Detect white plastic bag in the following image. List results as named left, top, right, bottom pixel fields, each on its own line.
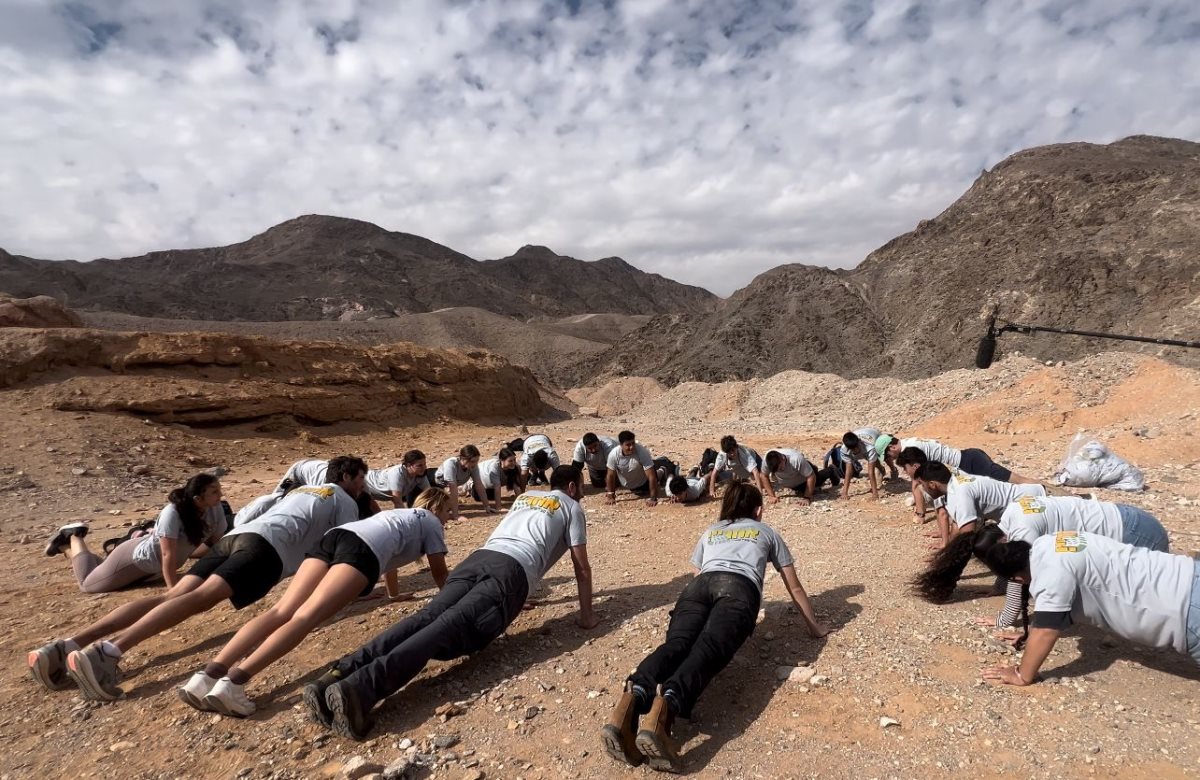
left=1054, top=432, right=1145, bottom=491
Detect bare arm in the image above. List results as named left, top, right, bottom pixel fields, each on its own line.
left=569, top=544, right=599, bottom=628
left=383, top=569, right=408, bottom=600
left=645, top=468, right=659, bottom=506
left=389, top=490, right=406, bottom=509
left=839, top=458, right=852, bottom=499
left=868, top=460, right=879, bottom=499
left=707, top=466, right=719, bottom=498
left=936, top=507, right=952, bottom=547
left=780, top=565, right=828, bottom=637
left=983, top=627, right=1060, bottom=686
left=801, top=472, right=816, bottom=504
left=158, top=537, right=181, bottom=589
left=605, top=468, right=618, bottom=505
left=911, top=483, right=926, bottom=518
left=760, top=471, right=779, bottom=503
left=426, top=553, right=449, bottom=589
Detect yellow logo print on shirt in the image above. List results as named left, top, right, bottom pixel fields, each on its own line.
left=707, top=528, right=761, bottom=544
left=1017, top=496, right=1046, bottom=514
left=514, top=495, right=561, bottom=514
left=1054, top=531, right=1087, bottom=553
left=293, top=486, right=335, bottom=500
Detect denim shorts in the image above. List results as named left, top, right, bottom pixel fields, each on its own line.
left=1117, top=504, right=1170, bottom=552
left=1186, top=560, right=1200, bottom=665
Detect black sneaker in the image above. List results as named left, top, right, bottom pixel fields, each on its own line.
left=325, top=680, right=374, bottom=741
left=302, top=670, right=341, bottom=727
left=44, top=523, right=88, bottom=557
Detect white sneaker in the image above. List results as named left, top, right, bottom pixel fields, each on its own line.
left=177, top=671, right=219, bottom=711
left=204, top=677, right=257, bottom=718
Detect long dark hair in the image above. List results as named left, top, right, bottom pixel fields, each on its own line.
left=168, top=473, right=219, bottom=546
left=911, top=523, right=1005, bottom=602
left=719, top=481, right=763, bottom=522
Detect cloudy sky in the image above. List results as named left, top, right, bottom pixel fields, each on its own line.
left=2, top=1, right=1198, bottom=295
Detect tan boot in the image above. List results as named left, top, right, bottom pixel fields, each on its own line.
left=600, top=685, right=645, bottom=767
left=635, top=690, right=681, bottom=773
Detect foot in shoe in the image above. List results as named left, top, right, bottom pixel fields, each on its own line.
left=66, top=643, right=124, bottom=701
left=204, top=677, right=256, bottom=718
left=303, top=673, right=339, bottom=727
left=177, top=671, right=219, bottom=711
left=325, top=681, right=374, bottom=741
left=27, top=640, right=74, bottom=691
left=44, top=523, right=87, bottom=557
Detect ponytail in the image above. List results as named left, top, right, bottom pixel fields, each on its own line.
left=718, top=481, right=763, bottom=522
left=168, top=473, right=219, bottom=546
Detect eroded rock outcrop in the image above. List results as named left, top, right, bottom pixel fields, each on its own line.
left=0, top=328, right=547, bottom=424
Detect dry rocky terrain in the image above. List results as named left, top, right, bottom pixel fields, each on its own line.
left=1, top=334, right=1198, bottom=780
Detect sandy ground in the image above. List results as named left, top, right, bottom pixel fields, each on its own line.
left=1, top=353, right=1199, bottom=780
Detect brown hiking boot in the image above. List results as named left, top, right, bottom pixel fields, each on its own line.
left=635, top=689, right=681, bottom=773
left=600, top=684, right=644, bottom=767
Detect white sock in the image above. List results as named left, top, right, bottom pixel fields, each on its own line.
left=99, top=640, right=122, bottom=659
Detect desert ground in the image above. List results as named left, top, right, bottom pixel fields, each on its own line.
left=1, top=351, right=1199, bottom=780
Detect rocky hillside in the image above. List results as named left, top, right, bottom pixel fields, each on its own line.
left=0, top=215, right=716, bottom=321
left=0, top=328, right=548, bottom=424
left=583, top=135, right=1200, bottom=384
left=571, top=264, right=887, bottom=384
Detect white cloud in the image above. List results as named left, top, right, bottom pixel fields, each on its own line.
left=0, top=0, right=1198, bottom=295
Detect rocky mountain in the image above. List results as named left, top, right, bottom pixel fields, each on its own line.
left=582, top=135, right=1200, bottom=384
left=571, top=264, right=887, bottom=385
left=0, top=215, right=716, bottom=321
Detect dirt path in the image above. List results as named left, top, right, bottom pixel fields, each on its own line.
left=1, top=356, right=1198, bottom=780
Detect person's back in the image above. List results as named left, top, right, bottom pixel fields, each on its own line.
left=691, top=519, right=791, bottom=592
left=1029, top=531, right=1193, bottom=652
left=944, top=472, right=1045, bottom=525
left=762, top=449, right=812, bottom=487
left=900, top=439, right=961, bottom=469
left=225, top=484, right=359, bottom=576
left=483, top=489, right=587, bottom=591
left=287, top=459, right=331, bottom=487
left=998, top=496, right=1123, bottom=543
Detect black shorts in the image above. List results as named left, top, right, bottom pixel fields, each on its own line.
left=186, top=533, right=284, bottom=610
left=306, top=529, right=380, bottom=597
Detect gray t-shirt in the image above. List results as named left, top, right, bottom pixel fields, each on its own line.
left=838, top=427, right=881, bottom=465
left=282, top=459, right=330, bottom=489
left=572, top=436, right=619, bottom=472
left=436, top=456, right=483, bottom=488
left=519, top=434, right=560, bottom=471
left=666, top=476, right=706, bottom=502
left=606, top=442, right=654, bottom=489
left=132, top=502, right=228, bottom=574
left=998, top=496, right=1124, bottom=544
left=713, top=446, right=762, bottom=480
left=1029, top=532, right=1195, bottom=653
left=944, top=472, right=1046, bottom=527
left=762, top=449, right=814, bottom=488
left=475, top=457, right=507, bottom=491
left=482, top=490, right=588, bottom=591
left=690, top=519, right=794, bottom=595
left=364, top=464, right=429, bottom=501
left=899, top=438, right=962, bottom=469
left=225, top=484, right=360, bottom=577
left=339, top=508, right=448, bottom=573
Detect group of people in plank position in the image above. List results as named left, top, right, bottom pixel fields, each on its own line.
left=26, top=427, right=1200, bottom=772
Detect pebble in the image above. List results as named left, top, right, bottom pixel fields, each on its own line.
left=342, top=756, right=384, bottom=779
left=109, top=741, right=135, bottom=752
left=879, top=717, right=901, bottom=729
left=432, top=734, right=459, bottom=750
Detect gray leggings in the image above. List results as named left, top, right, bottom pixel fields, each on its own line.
left=71, top=538, right=157, bottom=593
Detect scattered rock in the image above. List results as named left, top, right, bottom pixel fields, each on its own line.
left=383, top=757, right=416, bottom=780
left=342, top=756, right=384, bottom=779
left=879, top=717, right=901, bottom=729
left=109, top=741, right=136, bottom=752
left=432, top=734, right=459, bottom=750
left=132, top=464, right=151, bottom=475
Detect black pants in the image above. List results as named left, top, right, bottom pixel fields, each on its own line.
left=629, top=571, right=760, bottom=718
left=333, top=549, right=529, bottom=708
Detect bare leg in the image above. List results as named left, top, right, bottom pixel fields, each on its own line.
left=65, top=534, right=92, bottom=560
left=208, top=559, right=330, bottom=669
left=67, top=576, right=205, bottom=647
left=112, top=576, right=232, bottom=652
left=1006, top=472, right=1040, bottom=485
left=234, top=564, right=368, bottom=680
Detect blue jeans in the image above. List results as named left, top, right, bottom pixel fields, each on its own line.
left=1117, top=504, right=1170, bottom=552
left=1187, top=561, right=1200, bottom=665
